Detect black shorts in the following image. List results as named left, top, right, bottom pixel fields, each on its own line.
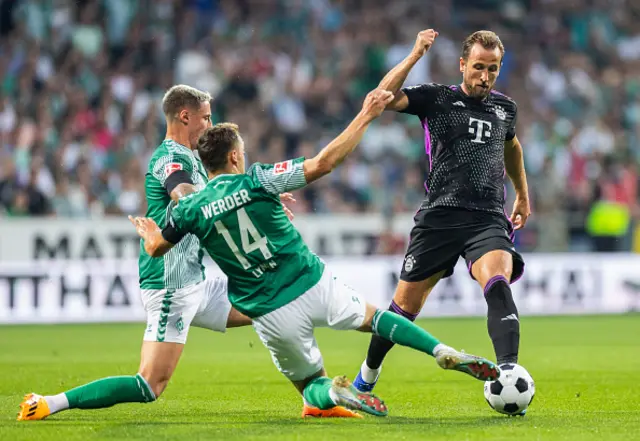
left=400, top=207, right=525, bottom=283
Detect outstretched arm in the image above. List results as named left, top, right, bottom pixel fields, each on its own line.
left=129, top=216, right=175, bottom=257
left=302, top=89, right=394, bottom=183
left=504, top=136, right=531, bottom=230
left=379, top=29, right=438, bottom=112
left=248, top=90, right=393, bottom=195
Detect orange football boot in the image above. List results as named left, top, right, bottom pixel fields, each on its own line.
left=302, top=404, right=363, bottom=418
left=17, top=393, right=51, bottom=421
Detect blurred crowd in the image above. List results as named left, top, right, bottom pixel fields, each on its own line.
left=1, top=0, right=639, bottom=252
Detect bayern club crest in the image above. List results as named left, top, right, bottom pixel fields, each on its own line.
left=494, top=106, right=506, bottom=121
left=404, top=254, right=416, bottom=273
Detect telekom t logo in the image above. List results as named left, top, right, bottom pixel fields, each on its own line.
left=469, top=118, right=492, bottom=143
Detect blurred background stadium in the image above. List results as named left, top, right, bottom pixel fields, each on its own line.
left=1, top=0, right=640, bottom=324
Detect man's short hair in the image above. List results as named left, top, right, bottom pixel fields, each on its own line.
left=162, top=85, right=212, bottom=119
left=461, top=30, right=505, bottom=62
left=197, top=123, right=241, bottom=172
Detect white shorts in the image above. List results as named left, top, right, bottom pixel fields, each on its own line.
left=141, top=277, right=232, bottom=344
left=252, top=268, right=367, bottom=381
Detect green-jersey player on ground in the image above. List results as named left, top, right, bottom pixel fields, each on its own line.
left=18, top=85, right=353, bottom=421
left=130, top=89, right=501, bottom=417
left=17, top=85, right=315, bottom=421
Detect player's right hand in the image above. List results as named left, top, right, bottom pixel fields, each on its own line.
left=128, top=215, right=160, bottom=238
left=361, top=89, right=395, bottom=120
left=412, top=29, right=438, bottom=57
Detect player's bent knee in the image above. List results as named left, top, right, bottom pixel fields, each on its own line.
left=473, top=251, right=513, bottom=286
left=357, top=303, right=378, bottom=332
left=484, top=268, right=512, bottom=287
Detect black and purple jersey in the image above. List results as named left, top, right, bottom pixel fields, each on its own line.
left=400, top=83, right=518, bottom=215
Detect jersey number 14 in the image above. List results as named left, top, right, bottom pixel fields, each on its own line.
left=214, top=208, right=272, bottom=270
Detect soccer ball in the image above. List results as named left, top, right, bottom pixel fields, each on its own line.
left=484, top=363, right=535, bottom=415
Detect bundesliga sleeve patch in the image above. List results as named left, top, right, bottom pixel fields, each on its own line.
left=273, top=160, right=293, bottom=175
left=164, top=163, right=183, bottom=176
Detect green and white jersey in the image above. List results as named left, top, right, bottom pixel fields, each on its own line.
left=167, top=158, right=324, bottom=318
left=139, top=139, right=208, bottom=290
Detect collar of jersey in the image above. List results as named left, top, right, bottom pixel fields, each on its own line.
left=455, top=84, right=492, bottom=103
left=207, top=173, right=236, bottom=185
left=164, top=139, right=191, bottom=152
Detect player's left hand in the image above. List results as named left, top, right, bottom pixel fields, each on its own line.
left=279, top=193, right=296, bottom=221
left=510, top=196, right=531, bottom=230
left=362, top=89, right=395, bottom=120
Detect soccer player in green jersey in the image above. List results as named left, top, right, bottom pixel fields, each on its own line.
left=17, top=85, right=308, bottom=421
left=129, top=89, right=501, bottom=417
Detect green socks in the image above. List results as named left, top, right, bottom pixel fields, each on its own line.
left=63, top=374, right=155, bottom=409
left=302, top=377, right=336, bottom=410
left=372, top=309, right=441, bottom=356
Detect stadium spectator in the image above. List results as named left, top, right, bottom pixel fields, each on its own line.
left=1, top=0, right=639, bottom=252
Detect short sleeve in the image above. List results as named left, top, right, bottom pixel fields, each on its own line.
left=399, top=83, right=441, bottom=118
left=161, top=201, right=188, bottom=244
left=247, top=157, right=307, bottom=195
left=505, top=102, right=518, bottom=141
left=152, top=151, right=195, bottom=187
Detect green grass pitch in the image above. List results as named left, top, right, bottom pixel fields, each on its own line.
left=1, top=315, right=638, bottom=440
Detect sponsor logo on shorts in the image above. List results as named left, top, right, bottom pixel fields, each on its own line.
left=274, top=160, right=292, bottom=175
left=404, top=254, right=416, bottom=273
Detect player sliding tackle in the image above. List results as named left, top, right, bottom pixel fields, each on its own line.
left=16, top=84, right=355, bottom=421
left=16, top=84, right=333, bottom=421
left=128, top=88, right=500, bottom=417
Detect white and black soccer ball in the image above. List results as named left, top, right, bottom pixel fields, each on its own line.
left=484, top=363, right=535, bottom=416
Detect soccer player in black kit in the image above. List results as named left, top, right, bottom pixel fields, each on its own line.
left=354, top=30, right=531, bottom=393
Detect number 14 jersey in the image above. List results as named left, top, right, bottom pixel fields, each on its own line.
left=165, top=158, right=324, bottom=318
